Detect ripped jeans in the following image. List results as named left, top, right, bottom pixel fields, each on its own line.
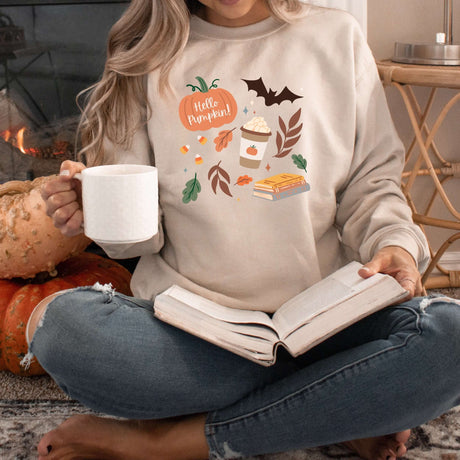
left=27, top=286, right=460, bottom=459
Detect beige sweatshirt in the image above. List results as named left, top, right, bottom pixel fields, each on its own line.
left=100, top=5, right=429, bottom=312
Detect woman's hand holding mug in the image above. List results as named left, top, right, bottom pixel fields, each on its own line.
left=42, top=160, right=159, bottom=244
left=41, top=160, right=86, bottom=238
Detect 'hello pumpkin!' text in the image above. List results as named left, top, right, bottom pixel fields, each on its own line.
left=186, top=98, right=233, bottom=129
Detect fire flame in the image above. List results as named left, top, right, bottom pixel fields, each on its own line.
left=3, top=130, right=11, bottom=143
left=17, top=127, right=26, bottom=154
left=9, top=126, right=40, bottom=156
left=0, top=126, right=61, bottom=157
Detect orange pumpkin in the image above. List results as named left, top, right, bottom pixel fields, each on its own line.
left=0, top=252, right=132, bottom=376
left=179, top=77, right=238, bottom=131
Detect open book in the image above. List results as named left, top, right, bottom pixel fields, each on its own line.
left=153, top=262, right=408, bottom=366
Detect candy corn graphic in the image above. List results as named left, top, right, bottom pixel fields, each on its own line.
left=195, top=154, right=203, bottom=165
left=180, top=145, right=190, bottom=154
left=197, top=135, right=207, bottom=145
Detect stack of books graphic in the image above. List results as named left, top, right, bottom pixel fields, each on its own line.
left=253, top=173, right=309, bottom=201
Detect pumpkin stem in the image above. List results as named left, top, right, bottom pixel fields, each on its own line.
left=186, top=76, right=219, bottom=93
left=0, top=180, right=33, bottom=196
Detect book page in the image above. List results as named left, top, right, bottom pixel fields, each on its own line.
left=160, top=296, right=278, bottom=340
left=161, top=285, right=275, bottom=328
left=272, top=261, right=386, bottom=337
left=281, top=276, right=407, bottom=356
left=154, top=303, right=277, bottom=362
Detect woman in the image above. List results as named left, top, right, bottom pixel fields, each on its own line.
left=29, top=1, right=460, bottom=459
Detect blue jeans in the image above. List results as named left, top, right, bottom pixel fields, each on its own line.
left=29, top=285, right=460, bottom=459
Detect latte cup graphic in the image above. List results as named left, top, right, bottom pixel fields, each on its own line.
left=239, top=117, right=271, bottom=169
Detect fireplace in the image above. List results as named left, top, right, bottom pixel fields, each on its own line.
left=0, top=0, right=129, bottom=183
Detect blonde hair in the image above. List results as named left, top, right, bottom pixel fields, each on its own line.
left=78, top=0, right=303, bottom=166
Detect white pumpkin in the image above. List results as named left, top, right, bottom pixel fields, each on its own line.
left=0, top=176, right=91, bottom=279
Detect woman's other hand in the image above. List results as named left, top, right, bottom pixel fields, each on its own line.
left=358, top=246, right=423, bottom=300
left=41, top=160, right=86, bottom=237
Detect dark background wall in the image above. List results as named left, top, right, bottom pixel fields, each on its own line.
left=0, top=1, right=129, bottom=124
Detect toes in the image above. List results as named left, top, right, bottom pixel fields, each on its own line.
left=383, top=430, right=410, bottom=459
left=344, top=432, right=410, bottom=460
left=37, top=434, right=53, bottom=456
left=396, top=443, right=407, bottom=456
left=394, top=429, right=411, bottom=444
left=381, top=449, right=396, bottom=460
left=37, top=446, right=54, bottom=460
left=36, top=417, right=79, bottom=458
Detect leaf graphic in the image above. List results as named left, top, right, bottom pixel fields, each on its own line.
left=279, top=117, right=287, bottom=135
left=219, top=167, right=231, bottom=184
left=211, top=174, right=219, bottom=194
left=219, top=181, right=232, bottom=198
left=292, top=154, right=307, bottom=173
left=280, top=148, right=293, bottom=158
left=182, top=173, right=201, bottom=204
left=284, top=135, right=301, bottom=149
left=208, top=161, right=233, bottom=197
left=213, top=128, right=236, bottom=152
left=289, top=123, right=303, bottom=137
left=274, top=108, right=303, bottom=158
left=276, top=131, right=283, bottom=151
left=208, top=165, right=219, bottom=179
left=235, top=175, right=253, bottom=186
left=289, top=108, right=302, bottom=128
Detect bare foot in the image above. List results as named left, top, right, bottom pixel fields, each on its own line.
left=343, top=430, right=411, bottom=460
left=37, top=414, right=209, bottom=460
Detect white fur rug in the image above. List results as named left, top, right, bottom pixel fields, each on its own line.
left=0, top=400, right=458, bottom=459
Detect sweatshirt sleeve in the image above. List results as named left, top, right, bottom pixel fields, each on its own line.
left=335, top=58, right=429, bottom=272
left=96, top=122, right=165, bottom=259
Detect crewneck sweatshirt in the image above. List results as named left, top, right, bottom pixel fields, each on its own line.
left=100, top=5, right=429, bottom=312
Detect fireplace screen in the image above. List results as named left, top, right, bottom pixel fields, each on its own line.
left=0, top=1, right=128, bottom=183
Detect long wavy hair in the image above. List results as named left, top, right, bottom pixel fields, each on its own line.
left=77, top=0, right=303, bottom=165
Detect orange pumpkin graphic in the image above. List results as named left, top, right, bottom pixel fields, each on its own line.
left=179, top=77, right=237, bottom=131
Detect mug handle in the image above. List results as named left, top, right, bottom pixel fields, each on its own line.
left=72, top=173, right=85, bottom=230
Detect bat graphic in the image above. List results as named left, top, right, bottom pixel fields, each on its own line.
left=242, top=77, right=303, bottom=106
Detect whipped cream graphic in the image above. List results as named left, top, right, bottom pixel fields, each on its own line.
left=243, top=116, right=271, bottom=134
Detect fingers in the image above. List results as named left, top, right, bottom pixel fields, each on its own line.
left=41, top=161, right=86, bottom=199
left=41, top=176, right=75, bottom=203
left=389, top=252, right=423, bottom=298
left=58, top=209, right=84, bottom=237
left=398, top=279, right=416, bottom=299
left=40, top=161, right=86, bottom=237
left=44, top=189, right=78, bottom=217
left=60, top=160, right=86, bottom=177
left=358, top=249, right=389, bottom=279
left=358, top=261, right=381, bottom=279
left=53, top=202, right=84, bottom=237
left=396, top=273, right=423, bottom=298
left=359, top=246, right=423, bottom=300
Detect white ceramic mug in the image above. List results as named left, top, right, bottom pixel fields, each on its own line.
left=75, top=164, right=158, bottom=244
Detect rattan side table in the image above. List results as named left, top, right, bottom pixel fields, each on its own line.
left=377, top=60, right=460, bottom=289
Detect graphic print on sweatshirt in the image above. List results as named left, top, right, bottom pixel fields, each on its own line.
left=178, top=76, right=310, bottom=204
